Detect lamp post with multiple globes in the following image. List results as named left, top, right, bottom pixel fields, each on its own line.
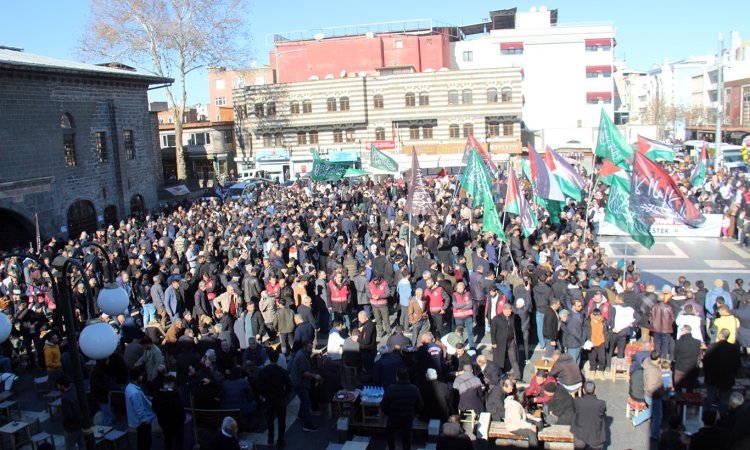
left=0, top=247, right=129, bottom=450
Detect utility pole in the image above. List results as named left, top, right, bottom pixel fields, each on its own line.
left=715, top=32, right=724, bottom=171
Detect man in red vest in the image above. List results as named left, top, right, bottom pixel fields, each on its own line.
left=452, top=282, right=473, bottom=347
left=425, top=278, right=450, bottom=339
left=328, top=271, right=351, bottom=328
left=369, top=275, right=391, bottom=339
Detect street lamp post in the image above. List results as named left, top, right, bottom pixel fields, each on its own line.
left=0, top=250, right=127, bottom=450
left=715, top=33, right=724, bottom=171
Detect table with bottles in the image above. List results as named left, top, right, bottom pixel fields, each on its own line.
left=360, top=385, right=385, bottom=424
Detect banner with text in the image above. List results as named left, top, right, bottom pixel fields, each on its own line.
left=598, top=214, right=722, bottom=238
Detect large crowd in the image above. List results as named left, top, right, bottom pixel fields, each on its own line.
left=0, top=155, right=749, bottom=450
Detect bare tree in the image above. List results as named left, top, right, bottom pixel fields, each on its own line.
left=80, top=0, right=250, bottom=181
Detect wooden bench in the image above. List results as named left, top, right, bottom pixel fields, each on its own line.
left=538, top=425, right=575, bottom=447
left=488, top=421, right=529, bottom=442
left=190, top=408, right=242, bottom=431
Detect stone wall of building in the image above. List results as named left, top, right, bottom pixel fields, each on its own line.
left=0, top=71, right=160, bottom=239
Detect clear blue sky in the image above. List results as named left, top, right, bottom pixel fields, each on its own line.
left=1, top=0, right=745, bottom=105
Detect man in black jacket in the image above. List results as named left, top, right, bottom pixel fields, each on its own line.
left=258, top=349, right=293, bottom=448
left=571, top=381, right=607, bottom=450
left=57, top=376, right=84, bottom=450
left=542, top=298, right=561, bottom=360
left=533, top=272, right=554, bottom=351
left=704, top=328, right=742, bottom=412
left=490, top=303, right=521, bottom=378
left=673, top=324, right=701, bottom=391
left=544, top=382, right=575, bottom=426
left=358, top=310, right=378, bottom=374
left=418, top=368, right=453, bottom=422
left=153, top=374, right=185, bottom=450
left=382, top=368, right=424, bottom=450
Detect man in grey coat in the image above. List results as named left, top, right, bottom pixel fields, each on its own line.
left=352, top=267, right=371, bottom=318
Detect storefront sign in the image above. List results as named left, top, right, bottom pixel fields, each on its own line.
left=328, top=151, right=359, bottom=163
left=367, top=140, right=396, bottom=150
left=255, top=149, right=290, bottom=162
left=597, top=214, right=722, bottom=238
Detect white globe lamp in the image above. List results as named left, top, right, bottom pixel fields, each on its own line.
left=98, top=283, right=130, bottom=316
left=0, top=313, right=11, bottom=343
left=79, top=321, right=119, bottom=360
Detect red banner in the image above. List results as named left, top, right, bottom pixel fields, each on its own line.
left=367, top=140, right=396, bottom=150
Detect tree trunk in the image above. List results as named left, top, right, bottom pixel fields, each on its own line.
left=174, top=113, right=188, bottom=180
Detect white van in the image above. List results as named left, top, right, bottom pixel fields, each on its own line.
left=709, top=143, right=748, bottom=173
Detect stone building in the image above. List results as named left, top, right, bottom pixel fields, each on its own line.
left=233, top=66, right=523, bottom=180
left=0, top=46, right=171, bottom=249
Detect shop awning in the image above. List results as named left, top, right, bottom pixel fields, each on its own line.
left=500, top=42, right=524, bottom=50
left=585, top=38, right=612, bottom=46
left=586, top=65, right=613, bottom=73
left=586, top=92, right=612, bottom=101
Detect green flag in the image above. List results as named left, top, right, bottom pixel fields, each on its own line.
left=481, top=196, right=507, bottom=242
left=312, top=148, right=321, bottom=160
left=604, top=176, right=654, bottom=249
left=370, top=145, right=399, bottom=172
left=311, top=159, right=347, bottom=182
left=460, top=149, right=494, bottom=207
left=595, top=109, right=634, bottom=169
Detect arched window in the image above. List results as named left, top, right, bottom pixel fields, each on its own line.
left=274, top=133, right=283, bottom=146
left=501, top=87, right=512, bottom=102
left=375, top=127, right=386, bottom=140
left=262, top=133, right=272, bottom=146
left=302, top=99, right=312, bottom=113
left=266, top=102, right=276, bottom=116
left=67, top=199, right=97, bottom=239
left=409, top=125, right=420, bottom=140
left=340, top=97, right=350, bottom=111
left=373, top=94, right=384, bottom=109
left=487, top=88, right=498, bottom=103
left=405, top=92, right=416, bottom=107
left=449, top=124, right=460, bottom=138
left=463, top=123, right=474, bottom=138
left=327, top=97, right=337, bottom=112
left=419, top=91, right=429, bottom=106
left=130, top=194, right=145, bottom=217
left=462, top=89, right=473, bottom=104
left=345, top=128, right=355, bottom=142
left=448, top=90, right=459, bottom=105
left=103, top=205, right=118, bottom=227
left=61, top=113, right=76, bottom=167
left=487, top=121, right=500, bottom=137
left=289, top=101, right=300, bottom=114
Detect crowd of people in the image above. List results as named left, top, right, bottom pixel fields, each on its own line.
left=0, top=154, right=748, bottom=450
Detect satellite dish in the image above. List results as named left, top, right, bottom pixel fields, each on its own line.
left=530, top=6, right=538, bottom=12
left=309, top=75, right=319, bottom=81
left=250, top=60, right=257, bottom=69
left=324, top=74, right=334, bottom=80
left=366, top=32, right=375, bottom=39
left=438, top=67, right=449, bottom=72
left=539, top=5, right=548, bottom=11
left=424, top=68, right=434, bottom=72
left=314, top=33, right=325, bottom=41
left=358, top=71, right=367, bottom=77
left=340, top=70, right=347, bottom=78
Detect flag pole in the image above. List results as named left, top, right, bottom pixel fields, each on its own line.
left=582, top=173, right=600, bottom=245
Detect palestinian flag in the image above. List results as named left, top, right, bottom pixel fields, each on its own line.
left=599, top=159, right=629, bottom=186
left=506, top=164, right=538, bottom=237
left=638, top=135, right=675, bottom=162
left=631, top=152, right=705, bottom=228
left=690, top=142, right=708, bottom=188
left=527, top=143, right=564, bottom=201
left=544, top=147, right=585, bottom=201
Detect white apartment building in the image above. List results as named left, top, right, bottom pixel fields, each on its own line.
left=451, top=7, right=616, bottom=152
left=233, top=67, right=523, bottom=180
left=613, top=67, right=650, bottom=125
